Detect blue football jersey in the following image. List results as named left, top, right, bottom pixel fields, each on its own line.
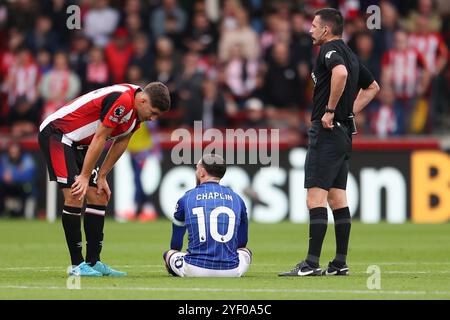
left=173, top=182, right=248, bottom=270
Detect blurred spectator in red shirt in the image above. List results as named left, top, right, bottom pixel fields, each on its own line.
left=85, top=46, right=110, bottom=92
left=339, top=0, right=360, bottom=20
left=3, top=48, right=40, bottom=136
left=406, top=12, right=449, bottom=131
left=382, top=30, right=430, bottom=100
left=39, top=51, right=81, bottom=120
left=0, top=29, right=24, bottom=80
left=370, top=86, right=399, bottom=137
left=2, top=47, right=39, bottom=109
left=0, top=28, right=23, bottom=124
left=104, top=28, right=134, bottom=83
left=381, top=29, right=431, bottom=133
left=407, top=14, right=448, bottom=76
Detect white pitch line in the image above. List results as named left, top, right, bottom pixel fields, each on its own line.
left=3, top=262, right=450, bottom=271
left=0, top=265, right=164, bottom=271
left=260, top=262, right=450, bottom=266
left=1, top=265, right=450, bottom=274
left=0, top=285, right=449, bottom=296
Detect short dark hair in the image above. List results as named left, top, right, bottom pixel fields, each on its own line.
left=200, top=154, right=226, bottom=179
left=315, top=8, right=344, bottom=36
left=144, top=82, right=171, bottom=112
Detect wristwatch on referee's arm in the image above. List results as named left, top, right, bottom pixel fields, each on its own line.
left=325, top=106, right=335, bottom=113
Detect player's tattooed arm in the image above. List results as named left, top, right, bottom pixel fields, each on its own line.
left=72, top=123, right=114, bottom=200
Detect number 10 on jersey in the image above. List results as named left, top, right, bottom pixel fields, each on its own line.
left=192, top=206, right=236, bottom=243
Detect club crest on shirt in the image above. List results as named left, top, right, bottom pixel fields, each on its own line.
left=114, top=105, right=125, bottom=117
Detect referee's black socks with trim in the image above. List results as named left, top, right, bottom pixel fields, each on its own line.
left=332, top=207, right=351, bottom=268
left=84, top=205, right=106, bottom=266
left=62, top=206, right=84, bottom=266
left=306, top=207, right=328, bottom=268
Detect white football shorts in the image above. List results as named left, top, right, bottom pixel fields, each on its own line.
left=166, top=248, right=252, bottom=277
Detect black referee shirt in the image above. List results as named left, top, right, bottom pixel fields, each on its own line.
left=310, top=39, right=375, bottom=121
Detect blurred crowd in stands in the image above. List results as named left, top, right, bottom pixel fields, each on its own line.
left=0, top=0, right=449, bottom=141
left=1, top=0, right=450, bottom=219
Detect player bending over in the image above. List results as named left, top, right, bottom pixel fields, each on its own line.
left=163, top=154, right=252, bottom=277
left=39, top=82, right=170, bottom=276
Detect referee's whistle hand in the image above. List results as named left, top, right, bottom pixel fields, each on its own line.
left=321, top=113, right=334, bottom=129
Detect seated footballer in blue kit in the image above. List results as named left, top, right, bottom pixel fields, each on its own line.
left=163, top=154, right=252, bottom=277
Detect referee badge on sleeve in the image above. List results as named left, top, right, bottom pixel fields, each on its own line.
left=325, top=50, right=336, bottom=59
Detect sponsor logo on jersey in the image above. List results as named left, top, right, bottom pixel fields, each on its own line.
left=119, top=109, right=133, bottom=124
left=109, top=115, right=119, bottom=123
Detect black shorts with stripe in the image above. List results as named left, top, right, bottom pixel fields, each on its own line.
left=38, top=124, right=99, bottom=188
left=304, top=120, right=352, bottom=191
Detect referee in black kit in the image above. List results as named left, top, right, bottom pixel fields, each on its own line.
left=280, top=8, right=379, bottom=277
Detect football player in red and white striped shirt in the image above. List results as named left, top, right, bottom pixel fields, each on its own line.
left=38, top=82, right=170, bottom=276
left=381, top=29, right=431, bottom=100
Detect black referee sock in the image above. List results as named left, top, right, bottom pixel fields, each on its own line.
left=62, top=206, right=84, bottom=266
left=332, top=207, right=352, bottom=267
left=84, top=205, right=106, bottom=266
left=306, top=207, right=328, bottom=268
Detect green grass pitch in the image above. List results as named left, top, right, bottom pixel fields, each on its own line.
left=0, top=219, right=449, bottom=300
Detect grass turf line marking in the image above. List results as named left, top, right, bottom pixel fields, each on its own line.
left=0, top=285, right=449, bottom=296
left=1, top=264, right=450, bottom=274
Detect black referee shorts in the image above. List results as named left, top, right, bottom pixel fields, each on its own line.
left=304, top=120, right=352, bottom=191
